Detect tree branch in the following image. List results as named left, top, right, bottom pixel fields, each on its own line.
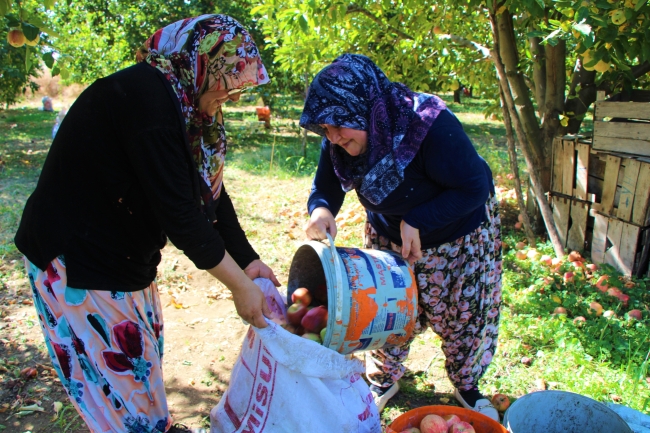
left=346, top=5, right=414, bottom=40
left=632, top=61, right=650, bottom=78
left=437, top=34, right=490, bottom=58
left=345, top=4, right=490, bottom=58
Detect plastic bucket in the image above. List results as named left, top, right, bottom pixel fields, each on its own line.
left=287, top=234, right=418, bottom=355
left=386, top=405, right=508, bottom=433
left=502, top=391, right=632, bottom=432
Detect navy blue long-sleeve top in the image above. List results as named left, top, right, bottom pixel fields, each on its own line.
left=308, top=109, right=495, bottom=249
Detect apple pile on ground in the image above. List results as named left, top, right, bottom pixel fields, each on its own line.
left=510, top=244, right=642, bottom=321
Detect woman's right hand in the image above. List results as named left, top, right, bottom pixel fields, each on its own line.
left=207, top=252, right=271, bottom=328
left=305, top=207, right=337, bottom=240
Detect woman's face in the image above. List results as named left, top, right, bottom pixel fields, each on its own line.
left=320, top=124, right=368, bottom=156
left=198, top=89, right=242, bottom=116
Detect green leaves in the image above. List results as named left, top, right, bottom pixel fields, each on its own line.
left=21, top=23, right=39, bottom=42
left=0, top=0, right=11, bottom=16
left=297, top=14, right=309, bottom=33
left=572, top=22, right=592, bottom=36
left=42, top=51, right=54, bottom=68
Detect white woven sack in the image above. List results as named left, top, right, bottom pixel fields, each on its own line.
left=210, top=280, right=381, bottom=433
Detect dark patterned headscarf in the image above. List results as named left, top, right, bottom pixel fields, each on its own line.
left=136, top=15, right=269, bottom=219
left=300, top=54, right=446, bottom=205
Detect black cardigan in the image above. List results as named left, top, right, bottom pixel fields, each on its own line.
left=15, top=63, right=259, bottom=291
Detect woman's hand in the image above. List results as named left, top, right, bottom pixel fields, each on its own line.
left=230, top=280, right=272, bottom=328
left=207, top=253, right=271, bottom=328
left=400, top=220, right=423, bottom=265
left=244, top=259, right=280, bottom=287
left=305, top=207, right=337, bottom=240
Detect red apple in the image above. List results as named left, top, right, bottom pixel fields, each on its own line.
left=492, top=393, right=510, bottom=412
left=540, top=254, right=553, bottom=266
left=606, top=287, right=630, bottom=306
left=568, top=251, right=583, bottom=263
left=627, top=309, right=642, bottom=321
left=301, top=305, right=328, bottom=333
left=515, top=250, right=527, bottom=260
left=449, top=422, right=476, bottom=433
left=589, top=301, right=603, bottom=316
left=603, top=310, right=616, bottom=319
left=7, top=28, right=26, bottom=48
left=514, top=222, right=522, bottom=229
left=527, top=249, right=540, bottom=260
left=291, top=287, right=312, bottom=307
left=550, top=257, right=563, bottom=272
left=521, top=356, right=532, bottom=365
left=419, top=414, right=447, bottom=433
left=515, top=241, right=526, bottom=250
left=563, top=271, right=574, bottom=284
left=572, top=261, right=584, bottom=271
left=399, top=429, right=421, bottom=433
left=585, top=263, right=598, bottom=273
left=442, top=414, right=461, bottom=428
left=286, top=303, right=308, bottom=326
left=595, top=275, right=609, bottom=292
left=573, top=316, right=586, bottom=325
left=553, top=306, right=567, bottom=315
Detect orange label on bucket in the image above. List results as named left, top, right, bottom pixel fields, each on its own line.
left=344, top=287, right=378, bottom=341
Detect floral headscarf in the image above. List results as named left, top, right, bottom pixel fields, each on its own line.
left=300, top=54, right=446, bottom=205
left=137, top=14, right=269, bottom=219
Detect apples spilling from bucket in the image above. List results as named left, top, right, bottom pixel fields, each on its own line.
left=281, top=287, right=330, bottom=345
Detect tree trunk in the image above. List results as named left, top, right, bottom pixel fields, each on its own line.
left=490, top=8, right=565, bottom=258
left=529, top=37, right=546, bottom=118
left=453, top=88, right=462, bottom=103
left=565, top=61, right=597, bottom=134
left=496, top=11, right=546, bottom=188
left=541, top=39, right=566, bottom=156
left=500, top=87, right=536, bottom=246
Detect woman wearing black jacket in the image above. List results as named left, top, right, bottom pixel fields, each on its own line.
left=15, top=15, right=275, bottom=433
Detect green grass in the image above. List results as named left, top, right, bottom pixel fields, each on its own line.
left=0, top=108, right=55, bottom=258
left=1, top=96, right=648, bottom=422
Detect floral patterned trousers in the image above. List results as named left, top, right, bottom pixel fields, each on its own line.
left=364, top=195, right=502, bottom=392
left=24, top=257, right=171, bottom=433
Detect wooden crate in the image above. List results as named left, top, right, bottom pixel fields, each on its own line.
left=592, top=95, right=650, bottom=157
left=550, top=137, right=591, bottom=253
left=550, top=135, right=650, bottom=277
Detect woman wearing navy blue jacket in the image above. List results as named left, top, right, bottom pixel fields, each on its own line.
left=300, top=54, right=502, bottom=421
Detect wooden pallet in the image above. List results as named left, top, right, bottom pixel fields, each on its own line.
left=550, top=135, right=650, bottom=277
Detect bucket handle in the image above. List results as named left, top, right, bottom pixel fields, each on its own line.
left=325, top=232, right=343, bottom=291
left=325, top=233, right=344, bottom=343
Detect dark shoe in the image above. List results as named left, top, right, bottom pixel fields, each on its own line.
left=167, top=423, right=206, bottom=433
left=370, top=382, right=400, bottom=412
left=454, top=387, right=500, bottom=422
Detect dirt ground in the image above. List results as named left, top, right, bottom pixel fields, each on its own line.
left=0, top=242, right=460, bottom=432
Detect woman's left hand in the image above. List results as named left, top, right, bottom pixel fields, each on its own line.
left=244, top=259, right=281, bottom=287
left=400, top=220, right=423, bottom=265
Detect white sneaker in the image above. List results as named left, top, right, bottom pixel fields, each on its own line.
left=370, top=382, right=400, bottom=412
left=454, top=387, right=500, bottom=422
